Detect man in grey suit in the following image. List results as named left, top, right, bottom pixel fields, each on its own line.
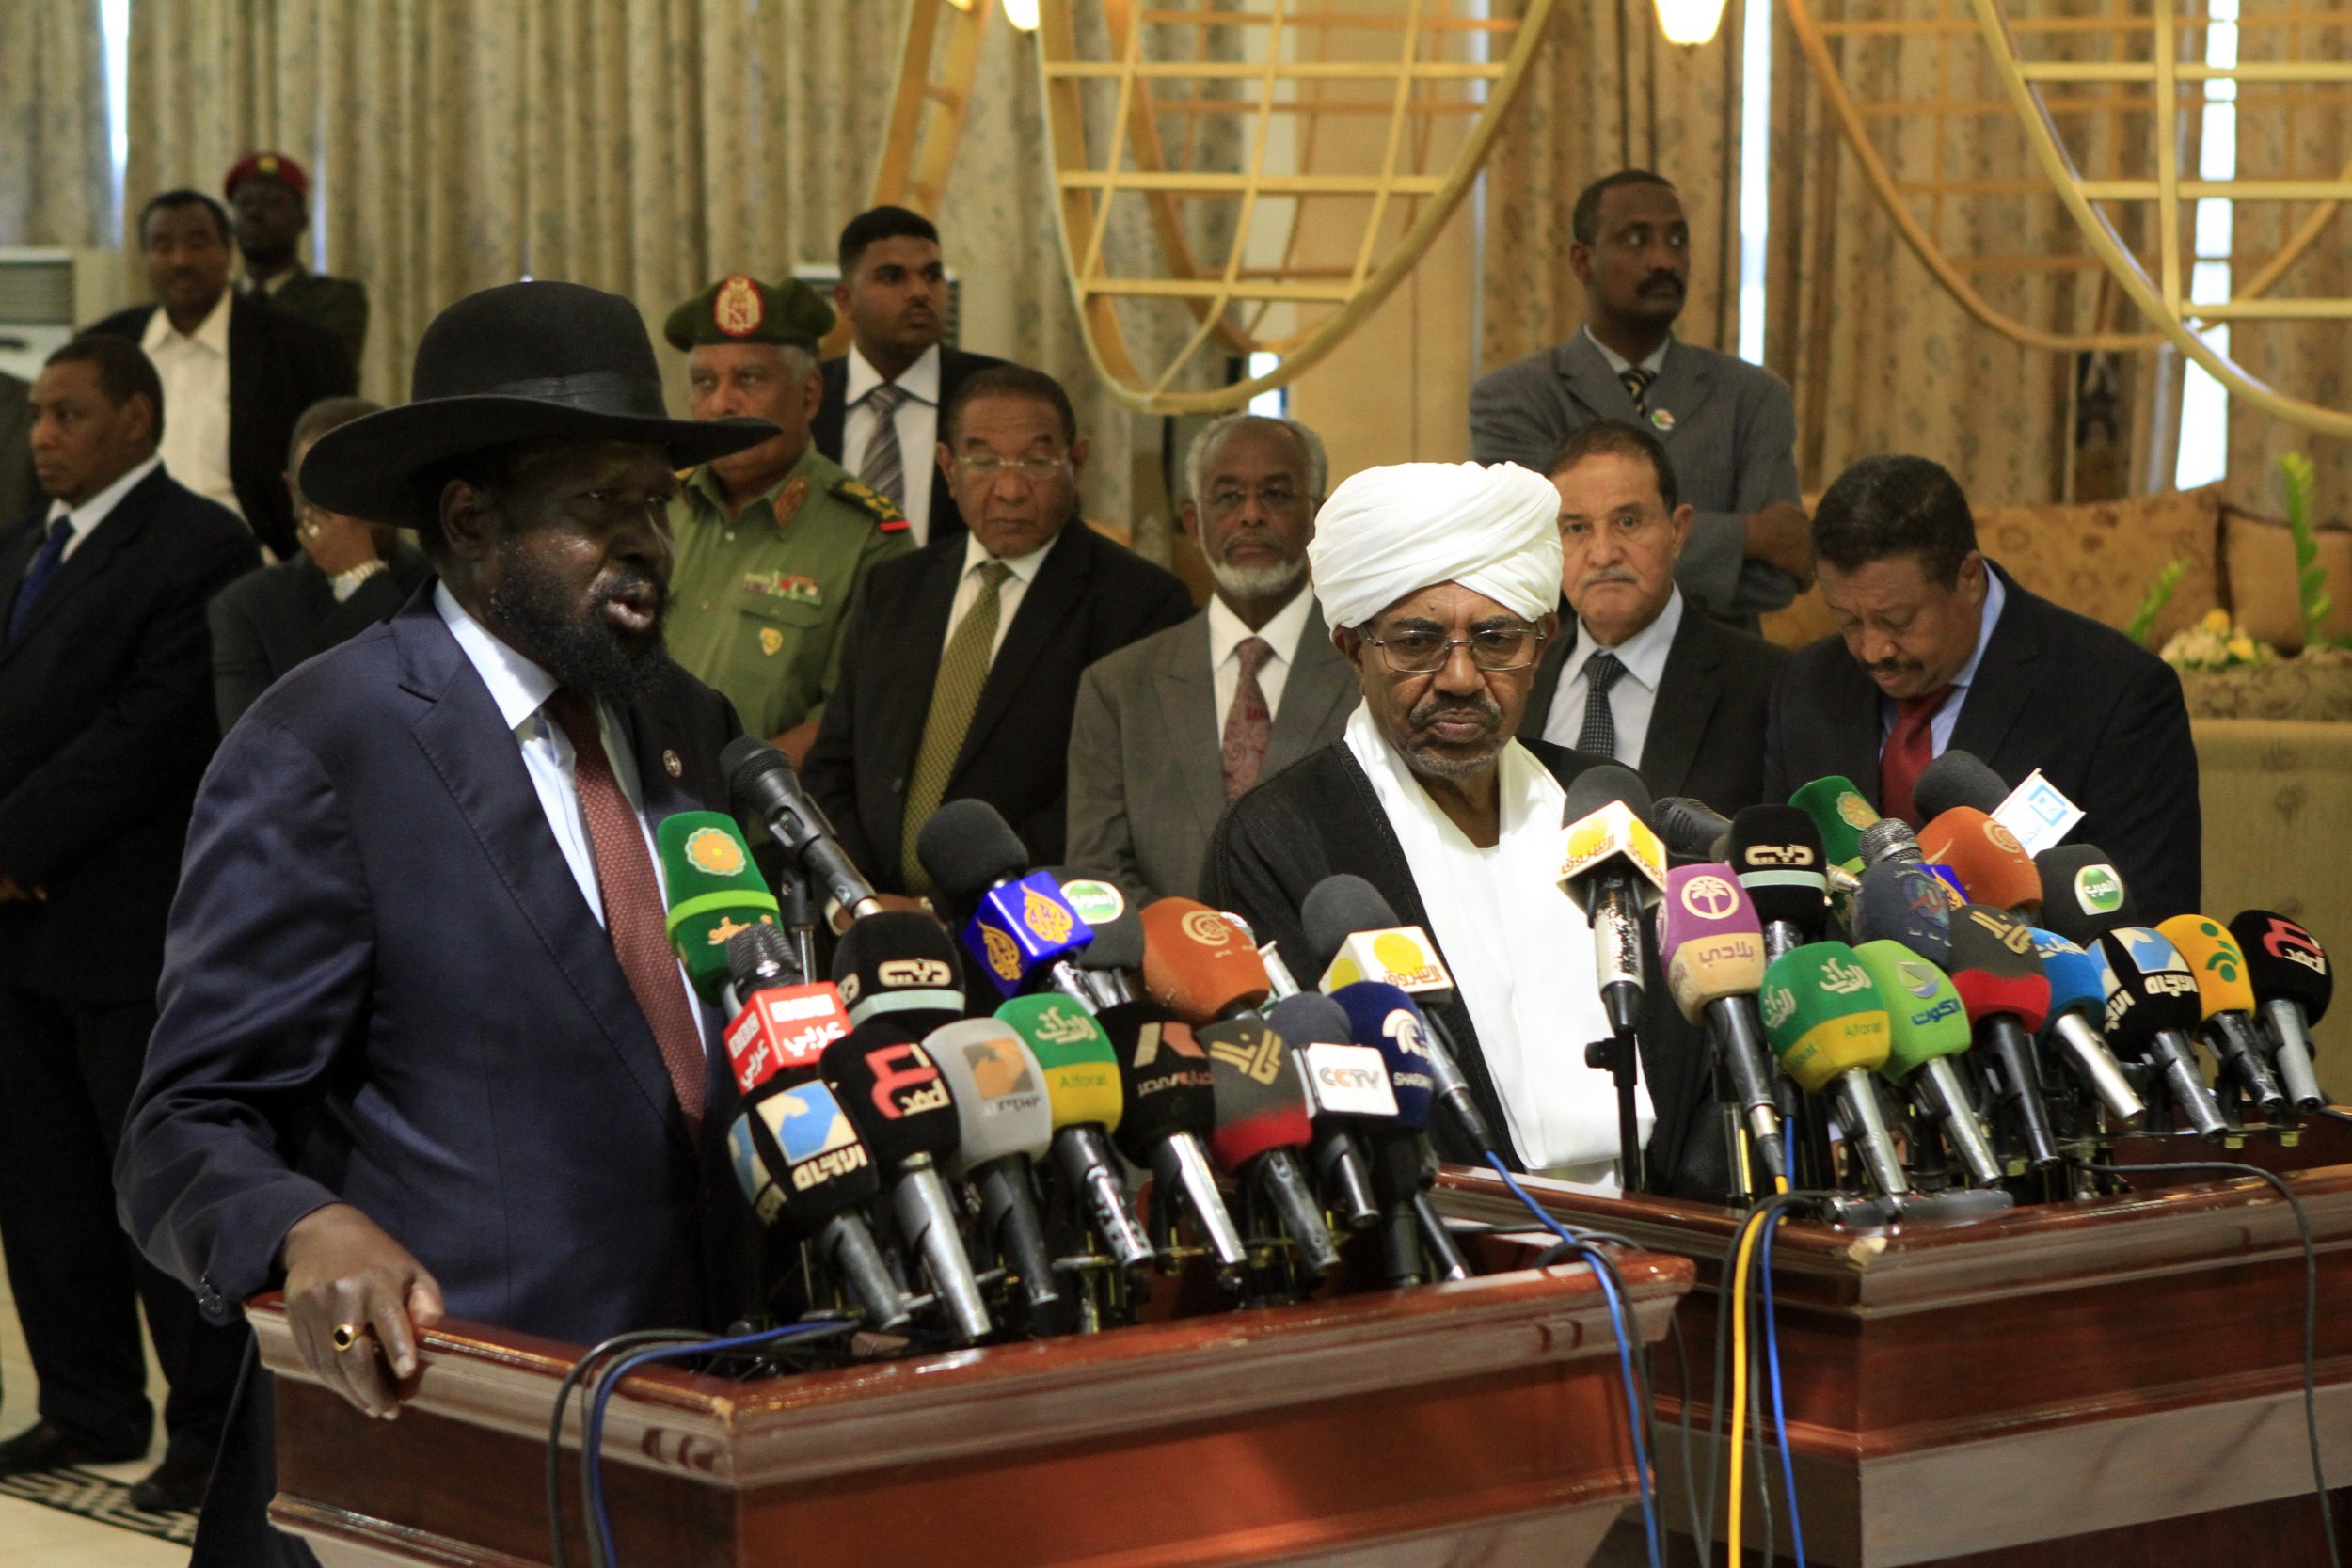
left=1069, top=414, right=1356, bottom=902
left=1520, top=420, right=1787, bottom=816
left=1470, top=170, right=1812, bottom=628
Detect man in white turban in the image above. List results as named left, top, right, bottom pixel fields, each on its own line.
left=1202, top=462, right=1718, bottom=1195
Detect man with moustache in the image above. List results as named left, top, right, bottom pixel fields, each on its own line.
left=1520, top=420, right=1786, bottom=815
left=813, top=206, right=1008, bottom=547
left=1763, top=453, right=2201, bottom=918
left=1470, top=170, right=1810, bottom=628
left=662, top=274, right=913, bottom=765
left=116, top=281, right=775, bottom=1565
left=1201, top=462, right=1716, bottom=1192
left=88, top=189, right=354, bottom=561
left=1068, top=414, right=1356, bottom=901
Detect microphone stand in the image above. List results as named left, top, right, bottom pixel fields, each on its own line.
left=1583, top=1028, right=1647, bottom=1195
left=778, top=867, right=818, bottom=987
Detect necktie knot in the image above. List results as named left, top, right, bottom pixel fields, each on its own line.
left=977, top=559, right=1012, bottom=591
left=544, top=688, right=601, bottom=753
left=866, top=381, right=910, bottom=419
left=1619, top=366, right=1656, bottom=410
left=1584, top=648, right=1627, bottom=694
left=1898, top=687, right=1952, bottom=724
left=1235, top=635, right=1273, bottom=679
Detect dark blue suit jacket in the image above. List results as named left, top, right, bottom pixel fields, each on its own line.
left=119, top=588, right=755, bottom=1346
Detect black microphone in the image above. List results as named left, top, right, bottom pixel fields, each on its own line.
left=830, top=910, right=967, bottom=1033
left=1727, top=805, right=1830, bottom=959
left=916, top=800, right=1097, bottom=1003
left=729, top=1076, right=910, bottom=1331
left=1558, top=765, right=1667, bottom=1037
left=2231, top=910, right=2331, bottom=1113
left=1045, top=866, right=1144, bottom=1010
left=2096, top=927, right=2229, bottom=1140
left=722, top=736, right=883, bottom=923
left=1652, top=796, right=1733, bottom=862
left=1099, top=1000, right=1248, bottom=1278
left=1914, top=750, right=2010, bottom=821
left=2035, top=844, right=2139, bottom=946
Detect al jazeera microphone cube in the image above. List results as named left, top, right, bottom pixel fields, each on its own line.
left=961, top=871, right=1095, bottom=998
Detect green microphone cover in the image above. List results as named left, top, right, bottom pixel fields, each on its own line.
left=659, top=810, right=781, bottom=1002
left=1788, top=775, right=1878, bottom=870
left=1758, top=940, right=1892, bottom=1092
left=1850, top=939, right=1970, bottom=1080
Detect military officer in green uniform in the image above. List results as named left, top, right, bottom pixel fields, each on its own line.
left=225, top=152, right=371, bottom=366
left=665, top=273, right=913, bottom=764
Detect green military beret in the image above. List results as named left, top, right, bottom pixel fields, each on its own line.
left=662, top=274, right=834, bottom=353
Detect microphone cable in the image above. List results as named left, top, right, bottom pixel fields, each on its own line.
left=548, top=1329, right=705, bottom=1568
left=1481, top=1151, right=1663, bottom=1568
left=2080, top=1159, right=2340, bottom=1568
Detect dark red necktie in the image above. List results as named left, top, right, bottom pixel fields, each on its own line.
left=1879, top=685, right=1955, bottom=829
left=1221, top=636, right=1274, bottom=803
left=546, top=689, right=707, bottom=1131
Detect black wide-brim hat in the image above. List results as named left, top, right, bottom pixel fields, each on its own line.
left=300, top=280, right=778, bottom=530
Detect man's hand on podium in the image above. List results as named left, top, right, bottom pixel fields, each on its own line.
left=282, top=1203, right=446, bottom=1418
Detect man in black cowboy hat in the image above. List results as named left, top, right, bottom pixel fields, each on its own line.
left=114, top=280, right=775, bottom=1564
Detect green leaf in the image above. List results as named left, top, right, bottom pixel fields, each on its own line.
left=2280, top=451, right=2333, bottom=650
left=2127, top=558, right=2186, bottom=647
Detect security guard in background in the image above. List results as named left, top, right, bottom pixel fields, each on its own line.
left=226, top=151, right=372, bottom=366
left=665, top=274, right=914, bottom=763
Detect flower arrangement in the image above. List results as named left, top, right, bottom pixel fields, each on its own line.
left=2160, top=608, right=2273, bottom=671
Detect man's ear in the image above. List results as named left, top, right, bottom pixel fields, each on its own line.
left=1179, top=500, right=1201, bottom=548
left=1569, top=241, right=1595, bottom=289
left=1068, top=436, right=1090, bottom=481
left=437, top=479, right=495, bottom=564
left=1668, top=502, right=1693, bottom=557
left=1333, top=624, right=1365, bottom=674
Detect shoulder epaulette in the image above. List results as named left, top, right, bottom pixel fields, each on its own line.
left=832, top=476, right=910, bottom=531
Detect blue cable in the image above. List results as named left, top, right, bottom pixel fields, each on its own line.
left=1759, top=1213, right=1807, bottom=1568
left=1484, top=1152, right=1662, bottom=1568
left=585, top=1322, right=846, bottom=1567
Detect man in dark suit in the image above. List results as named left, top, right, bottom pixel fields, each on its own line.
left=1763, top=453, right=2201, bottom=919
left=812, top=206, right=1007, bottom=548
left=805, top=364, right=1192, bottom=896
left=117, top=281, right=775, bottom=1566
left=1470, top=170, right=1811, bottom=627
left=1520, top=420, right=1786, bottom=816
left=208, top=395, right=433, bottom=729
left=225, top=152, right=371, bottom=367
left=0, top=370, right=37, bottom=528
left=87, top=189, right=355, bottom=562
left=0, top=334, right=259, bottom=1510
left=1069, top=413, right=1355, bottom=903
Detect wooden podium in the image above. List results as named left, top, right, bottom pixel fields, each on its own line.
left=251, top=1246, right=1692, bottom=1568
left=1438, top=1123, right=2352, bottom=1567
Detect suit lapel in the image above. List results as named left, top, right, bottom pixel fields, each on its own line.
left=1151, top=616, right=1227, bottom=844
left=1264, top=603, right=1355, bottom=775
left=1558, top=334, right=1637, bottom=421
left=1518, top=610, right=1573, bottom=739
left=1947, top=567, right=2038, bottom=770
left=227, top=293, right=262, bottom=442
left=393, top=601, right=677, bottom=1128
left=1821, top=654, right=1888, bottom=808
left=952, top=522, right=1093, bottom=780
left=1644, top=340, right=1716, bottom=439
left=1640, top=610, right=1720, bottom=800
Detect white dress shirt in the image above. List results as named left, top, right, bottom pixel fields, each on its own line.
left=143, top=293, right=241, bottom=519
left=1877, top=569, right=2009, bottom=756
left=1583, top=324, right=1670, bottom=383
left=841, top=343, right=943, bottom=546
left=435, top=583, right=706, bottom=1039
left=1206, top=583, right=1314, bottom=736
left=34, top=453, right=163, bottom=567
left=1542, top=586, right=1686, bottom=767
left=945, top=525, right=1060, bottom=662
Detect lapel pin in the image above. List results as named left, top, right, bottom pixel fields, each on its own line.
left=1649, top=408, right=1677, bottom=433
left=662, top=749, right=683, bottom=778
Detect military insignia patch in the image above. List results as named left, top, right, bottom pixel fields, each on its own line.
left=772, top=476, right=809, bottom=529
left=713, top=274, right=765, bottom=338
left=834, top=477, right=909, bottom=531
left=759, top=626, right=784, bottom=656
left=742, top=570, right=825, bottom=608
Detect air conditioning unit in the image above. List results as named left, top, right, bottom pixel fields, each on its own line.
left=0, top=249, right=126, bottom=384
left=789, top=264, right=962, bottom=351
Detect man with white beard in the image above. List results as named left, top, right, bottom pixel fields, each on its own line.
left=1067, top=414, right=1356, bottom=902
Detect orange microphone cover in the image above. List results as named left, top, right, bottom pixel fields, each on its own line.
left=1919, top=807, right=2041, bottom=914
left=1138, top=898, right=1272, bottom=1024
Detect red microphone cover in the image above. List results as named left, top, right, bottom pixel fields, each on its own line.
left=1945, top=904, right=2053, bottom=1032
left=1139, top=898, right=1272, bottom=1024
left=1200, top=1015, right=1313, bottom=1170
left=1919, top=808, right=2041, bottom=914
left=723, top=981, right=852, bottom=1094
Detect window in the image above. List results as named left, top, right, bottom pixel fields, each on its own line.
left=1736, top=0, right=1774, bottom=365
left=2175, top=0, right=2237, bottom=488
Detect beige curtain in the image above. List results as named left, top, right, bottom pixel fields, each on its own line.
left=0, top=0, right=110, bottom=249
left=1480, top=0, right=1745, bottom=372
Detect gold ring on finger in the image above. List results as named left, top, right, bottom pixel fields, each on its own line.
left=331, top=1323, right=360, bottom=1353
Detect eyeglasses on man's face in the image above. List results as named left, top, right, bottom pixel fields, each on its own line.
left=1202, top=483, right=1308, bottom=518
left=1363, top=620, right=1547, bottom=674
left=955, top=453, right=1071, bottom=485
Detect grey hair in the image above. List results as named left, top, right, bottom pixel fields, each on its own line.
left=1184, top=413, right=1328, bottom=509
left=775, top=342, right=818, bottom=380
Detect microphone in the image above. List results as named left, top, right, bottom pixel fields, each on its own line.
left=721, top=960, right=852, bottom=1097
left=1727, top=805, right=1831, bottom=959
left=1558, top=764, right=1668, bottom=1037
left=818, top=1022, right=994, bottom=1342
left=1199, top=1009, right=1343, bottom=1277
left=1658, top=863, right=1787, bottom=1187
left=723, top=920, right=802, bottom=1012
left=1945, top=904, right=2062, bottom=1169
left=831, top=911, right=967, bottom=1031
left=1045, top=867, right=1143, bottom=1010
left=1847, top=941, right=2003, bottom=1186
left=1788, top=774, right=1878, bottom=869
left=992, top=993, right=1160, bottom=1275
left=2035, top=845, right=2139, bottom=945
left=1265, top=991, right=1384, bottom=1231
left=1137, top=898, right=1273, bottom=1024
left=1093, top=998, right=1246, bottom=1276
left=920, top=1018, right=1064, bottom=1318
left=1300, top=875, right=1500, bottom=1160
left=1329, top=982, right=1472, bottom=1284
left=1851, top=861, right=1956, bottom=964
left=1756, top=942, right=1911, bottom=1196
left=720, top=736, right=882, bottom=923
left=728, top=1076, right=910, bottom=1330
left=657, top=811, right=783, bottom=1002
left=1855, top=815, right=1926, bottom=870
left=2022, top=928, right=2148, bottom=1124
left=2097, top=927, right=2229, bottom=1139
left=1652, top=796, right=1734, bottom=861
left=2230, top=911, right=2330, bottom=1113
left=2157, top=914, right=2288, bottom=1115
left=916, top=800, right=1096, bottom=1001
left=1914, top=750, right=2010, bottom=820
left=1216, top=908, right=1304, bottom=999
left=1919, top=809, right=2042, bottom=916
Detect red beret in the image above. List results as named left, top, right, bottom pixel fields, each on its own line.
left=224, top=151, right=310, bottom=201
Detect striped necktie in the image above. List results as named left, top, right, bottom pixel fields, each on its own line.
left=859, top=381, right=912, bottom=512
left=902, top=561, right=1012, bottom=892
left=1619, top=366, right=1656, bottom=415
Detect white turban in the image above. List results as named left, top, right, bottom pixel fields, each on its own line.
left=1307, top=461, right=1564, bottom=630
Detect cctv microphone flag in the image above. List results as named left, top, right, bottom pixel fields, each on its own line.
left=657, top=811, right=782, bottom=1003
left=2230, top=909, right=2330, bottom=1112
left=1328, top=981, right=1439, bottom=1132
left=832, top=910, right=968, bottom=1028
left=1788, top=775, right=1879, bottom=869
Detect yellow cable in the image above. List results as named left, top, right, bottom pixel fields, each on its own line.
left=1726, top=1207, right=1765, bottom=1562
